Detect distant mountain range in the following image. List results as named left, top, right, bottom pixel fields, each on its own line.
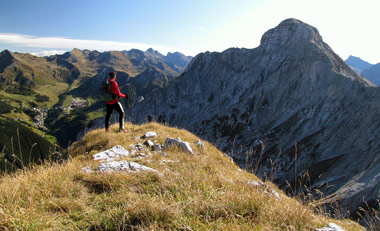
left=345, top=55, right=380, bottom=86
left=0, top=48, right=192, bottom=108
left=0, top=48, right=192, bottom=164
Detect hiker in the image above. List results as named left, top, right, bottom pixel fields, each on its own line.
left=105, top=71, right=128, bottom=132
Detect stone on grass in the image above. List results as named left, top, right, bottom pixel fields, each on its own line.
left=247, top=179, right=262, bottom=187
left=159, top=160, right=178, bottom=164
left=144, top=140, right=154, bottom=147
left=129, top=143, right=144, bottom=151
left=81, top=166, right=92, bottom=173
left=153, top=144, right=162, bottom=151
left=97, top=160, right=161, bottom=176
left=93, top=145, right=130, bottom=162
left=143, top=131, right=157, bottom=139
left=164, top=137, right=193, bottom=155
left=247, top=179, right=280, bottom=199
left=313, top=223, right=345, bottom=231
left=194, top=140, right=205, bottom=150
left=223, top=153, right=234, bottom=163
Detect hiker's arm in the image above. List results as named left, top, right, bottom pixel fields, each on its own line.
left=111, top=81, right=126, bottom=98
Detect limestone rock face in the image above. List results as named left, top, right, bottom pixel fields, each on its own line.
left=130, top=18, right=380, bottom=217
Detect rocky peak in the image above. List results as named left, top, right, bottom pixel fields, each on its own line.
left=59, top=48, right=85, bottom=62
left=0, top=50, right=15, bottom=73
left=165, top=52, right=193, bottom=69
left=70, top=48, right=85, bottom=58
left=130, top=18, right=380, bottom=220
left=0, top=49, right=13, bottom=57
left=146, top=48, right=164, bottom=58
left=259, top=18, right=323, bottom=52
left=258, top=18, right=372, bottom=85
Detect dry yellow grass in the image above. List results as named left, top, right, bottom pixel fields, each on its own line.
left=0, top=122, right=364, bottom=230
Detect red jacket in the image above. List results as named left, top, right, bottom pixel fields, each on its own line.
left=106, top=78, right=126, bottom=104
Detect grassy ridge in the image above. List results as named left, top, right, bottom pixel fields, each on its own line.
left=0, top=123, right=364, bottom=230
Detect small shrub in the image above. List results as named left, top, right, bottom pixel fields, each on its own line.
left=35, top=94, right=49, bottom=102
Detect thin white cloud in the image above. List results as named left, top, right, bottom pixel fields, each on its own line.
left=30, top=50, right=67, bottom=57
left=0, top=33, right=190, bottom=56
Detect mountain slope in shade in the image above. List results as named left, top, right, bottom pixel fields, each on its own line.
left=130, top=18, right=380, bottom=220
left=361, top=63, right=380, bottom=86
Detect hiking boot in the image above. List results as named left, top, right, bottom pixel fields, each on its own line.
left=106, top=128, right=110, bottom=132
left=119, top=129, right=127, bottom=133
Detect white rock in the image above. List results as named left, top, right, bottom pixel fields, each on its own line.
left=143, top=131, right=157, bottom=139
left=81, top=166, right=92, bottom=173
left=136, top=96, right=144, bottom=103
left=144, top=140, right=154, bottom=147
left=164, top=137, right=193, bottom=155
left=159, top=160, right=178, bottom=164
left=247, top=179, right=280, bottom=200
left=267, top=189, right=280, bottom=200
left=223, top=153, right=234, bottom=163
left=129, top=143, right=143, bottom=151
left=179, top=142, right=193, bottom=155
left=97, top=160, right=161, bottom=176
left=93, top=145, right=130, bottom=162
left=248, top=179, right=263, bottom=187
left=194, top=140, right=205, bottom=150
left=153, top=144, right=161, bottom=151
left=313, top=223, right=345, bottom=231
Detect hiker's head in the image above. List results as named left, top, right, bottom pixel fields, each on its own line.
left=109, top=71, right=116, bottom=79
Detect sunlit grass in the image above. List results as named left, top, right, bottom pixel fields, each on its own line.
left=0, top=122, right=364, bottom=230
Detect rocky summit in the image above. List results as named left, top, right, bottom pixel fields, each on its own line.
left=131, top=18, right=380, bottom=218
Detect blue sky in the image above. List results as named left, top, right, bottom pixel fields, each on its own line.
left=1, top=0, right=379, bottom=63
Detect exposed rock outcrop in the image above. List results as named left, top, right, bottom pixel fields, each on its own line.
left=97, top=160, right=160, bottom=174
left=82, top=132, right=197, bottom=175
left=92, top=145, right=130, bottom=162
left=130, top=18, right=380, bottom=218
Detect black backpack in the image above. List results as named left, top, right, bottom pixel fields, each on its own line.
left=99, top=80, right=115, bottom=102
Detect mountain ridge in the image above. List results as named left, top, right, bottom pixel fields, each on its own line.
left=130, top=18, right=380, bottom=221
left=361, top=63, right=380, bottom=86
left=345, top=55, right=373, bottom=74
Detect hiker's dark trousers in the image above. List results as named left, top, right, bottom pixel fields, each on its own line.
left=105, top=102, right=124, bottom=130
